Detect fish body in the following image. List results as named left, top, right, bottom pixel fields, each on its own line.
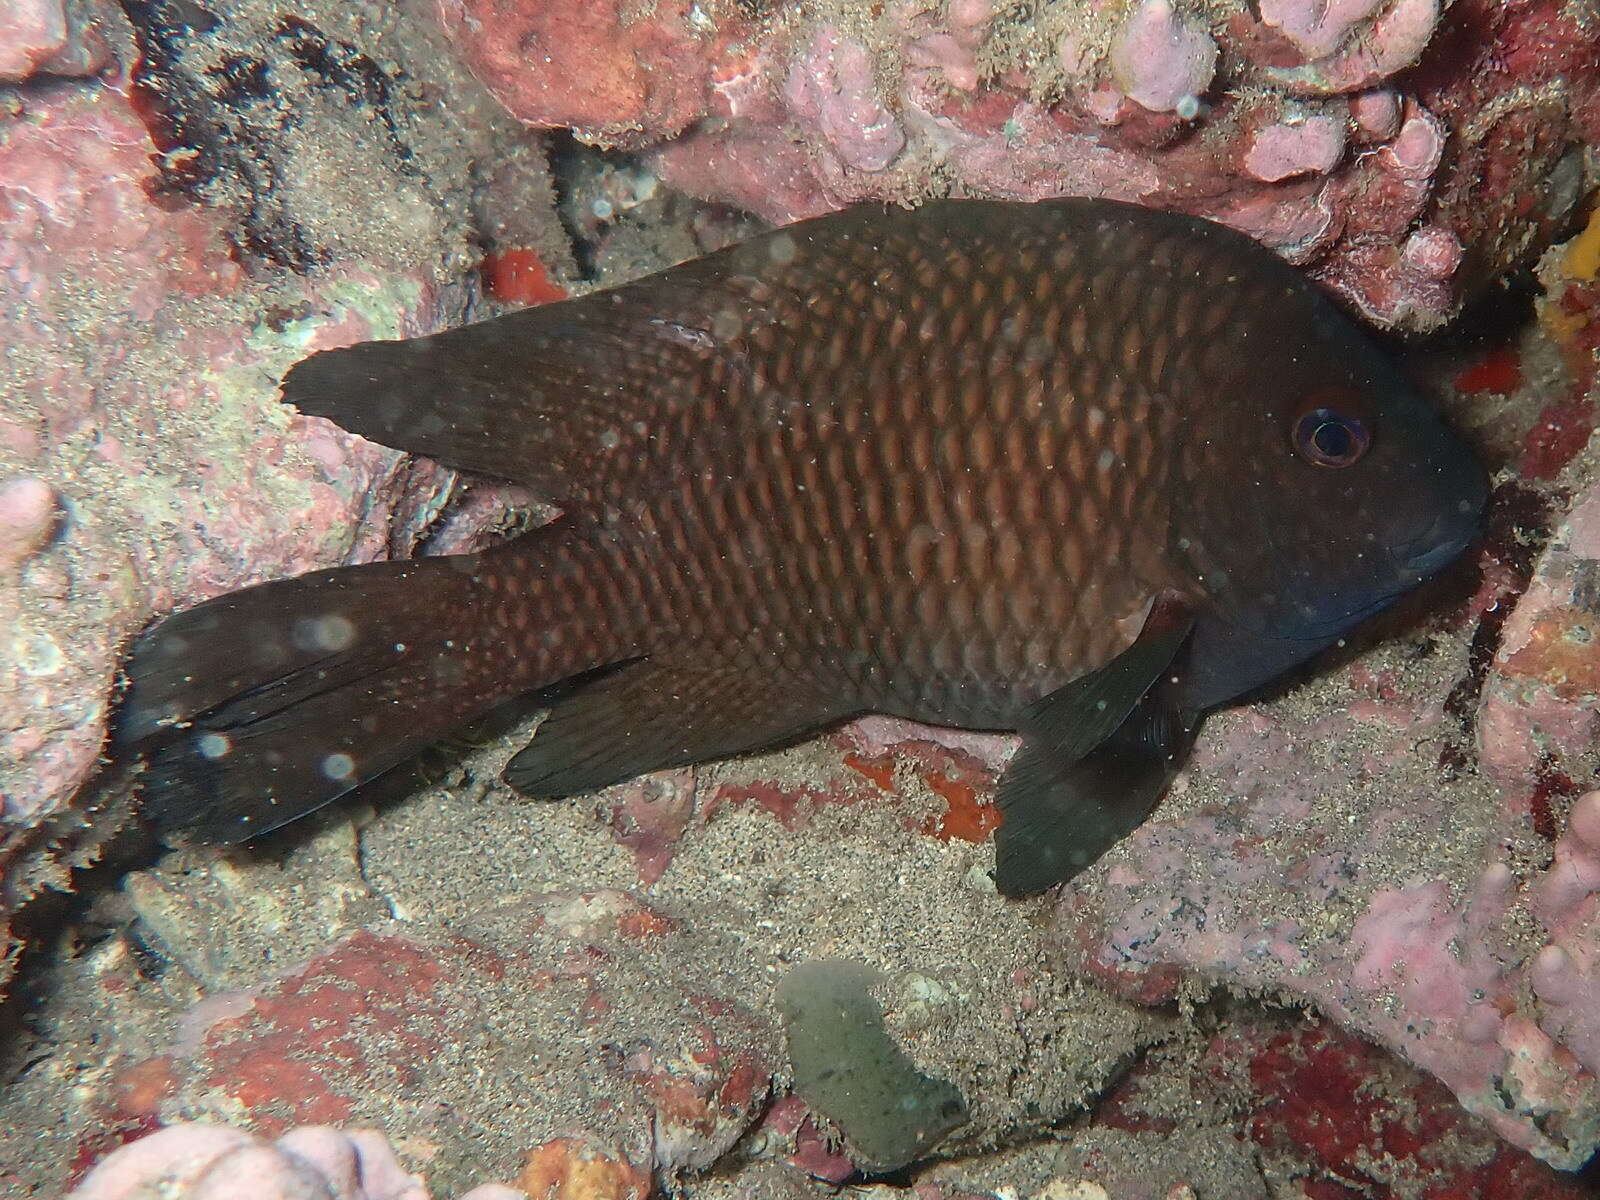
left=118, top=199, right=1486, bottom=894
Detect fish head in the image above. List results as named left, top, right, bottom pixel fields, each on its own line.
left=1168, top=307, right=1487, bottom=709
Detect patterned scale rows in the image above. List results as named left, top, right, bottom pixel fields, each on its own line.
left=687, top=213, right=1159, bottom=721
left=552, top=201, right=1280, bottom=728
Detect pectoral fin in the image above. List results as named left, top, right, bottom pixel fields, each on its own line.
left=993, top=617, right=1196, bottom=898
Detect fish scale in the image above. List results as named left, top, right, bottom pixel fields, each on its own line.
left=606, top=234, right=1173, bottom=726
left=117, top=198, right=1485, bottom=895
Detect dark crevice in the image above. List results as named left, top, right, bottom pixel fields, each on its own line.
left=546, top=129, right=603, bottom=281
left=1437, top=480, right=1557, bottom=779
left=118, top=0, right=417, bottom=270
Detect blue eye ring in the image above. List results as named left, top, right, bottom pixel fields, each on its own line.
left=1293, top=408, right=1370, bottom=467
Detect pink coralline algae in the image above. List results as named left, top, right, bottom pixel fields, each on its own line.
left=435, top=0, right=755, bottom=148
left=1479, top=483, right=1600, bottom=802
left=785, top=28, right=906, bottom=174
left=0, top=2, right=540, bottom=998
left=1107, top=0, right=1217, bottom=115
left=1, top=87, right=243, bottom=321
left=1257, top=0, right=1441, bottom=93
left=1532, top=797, right=1600, bottom=1056
left=1, top=81, right=237, bottom=948
left=0, top=476, right=58, bottom=571
left=1303, top=103, right=1462, bottom=324
left=447, top=0, right=1600, bottom=332
left=0, top=0, right=112, bottom=81
left=1242, top=113, right=1347, bottom=183
left=66, top=1122, right=527, bottom=1200
left=0, top=65, right=442, bottom=926
left=1258, top=0, right=1398, bottom=59
left=1038, top=644, right=1600, bottom=1172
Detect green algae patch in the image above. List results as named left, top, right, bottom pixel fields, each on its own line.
left=777, top=958, right=969, bottom=1173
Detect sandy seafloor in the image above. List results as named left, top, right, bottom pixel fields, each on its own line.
left=3, top=642, right=1555, bottom=1198
left=1, top=0, right=1599, bottom=1197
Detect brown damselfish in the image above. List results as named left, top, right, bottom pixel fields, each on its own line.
left=116, top=199, right=1486, bottom=897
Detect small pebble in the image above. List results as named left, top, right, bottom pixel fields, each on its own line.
left=1532, top=944, right=1578, bottom=1004
left=1350, top=88, right=1401, bottom=142
left=0, top=476, right=58, bottom=570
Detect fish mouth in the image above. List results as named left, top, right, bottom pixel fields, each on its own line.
left=1399, top=533, right=1472, bottom=581
left=1220, top=521, right=1479, bottom=647
left=1392, top=505, right=1482, bottom=586
left=1274, top=541, right=1473, bottom=645
left=1392, top=450, right=1490, bottom=583
left=1288, top=509, right=1481, bottom=644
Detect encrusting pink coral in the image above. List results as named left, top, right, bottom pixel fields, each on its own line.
left=0, top=0, right=110, bottom=80
left=0, top=476, right=58, bottom=571
left=1107, top=0, right=1217, bottom=114
left=1257, top=0, right=1390, bottom=59
left=784, top=27, right=906, bottom=174
left=1259, top=0, right=1441, bottom=92
left=448, top=0, right=1597, bottom=333
left=66, top=1122, right=527, bottom=1200
left=1242, top=114, right=1347, bottom=182
left=1527, top=792, right=1600, bottom=1074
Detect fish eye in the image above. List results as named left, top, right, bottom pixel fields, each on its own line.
left=1293, top=408, right=1370, bottom=468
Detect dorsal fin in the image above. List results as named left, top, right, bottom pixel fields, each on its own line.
left=278, top=208, right=894, bottom=512
left=280, top=291, right=722, bottom=511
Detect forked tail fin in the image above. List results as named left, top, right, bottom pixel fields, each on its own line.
left=116, top=547, right=563, bottom=843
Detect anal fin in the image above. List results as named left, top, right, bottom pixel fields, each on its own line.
left=504, top=656, right=854, bottom=798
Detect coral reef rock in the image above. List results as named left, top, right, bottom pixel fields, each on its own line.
left=5, top=0, right=1600, bottom=1193
left=446, top=0, right=1600, bottom=332
left=0, top=0, right=559, bottom=998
